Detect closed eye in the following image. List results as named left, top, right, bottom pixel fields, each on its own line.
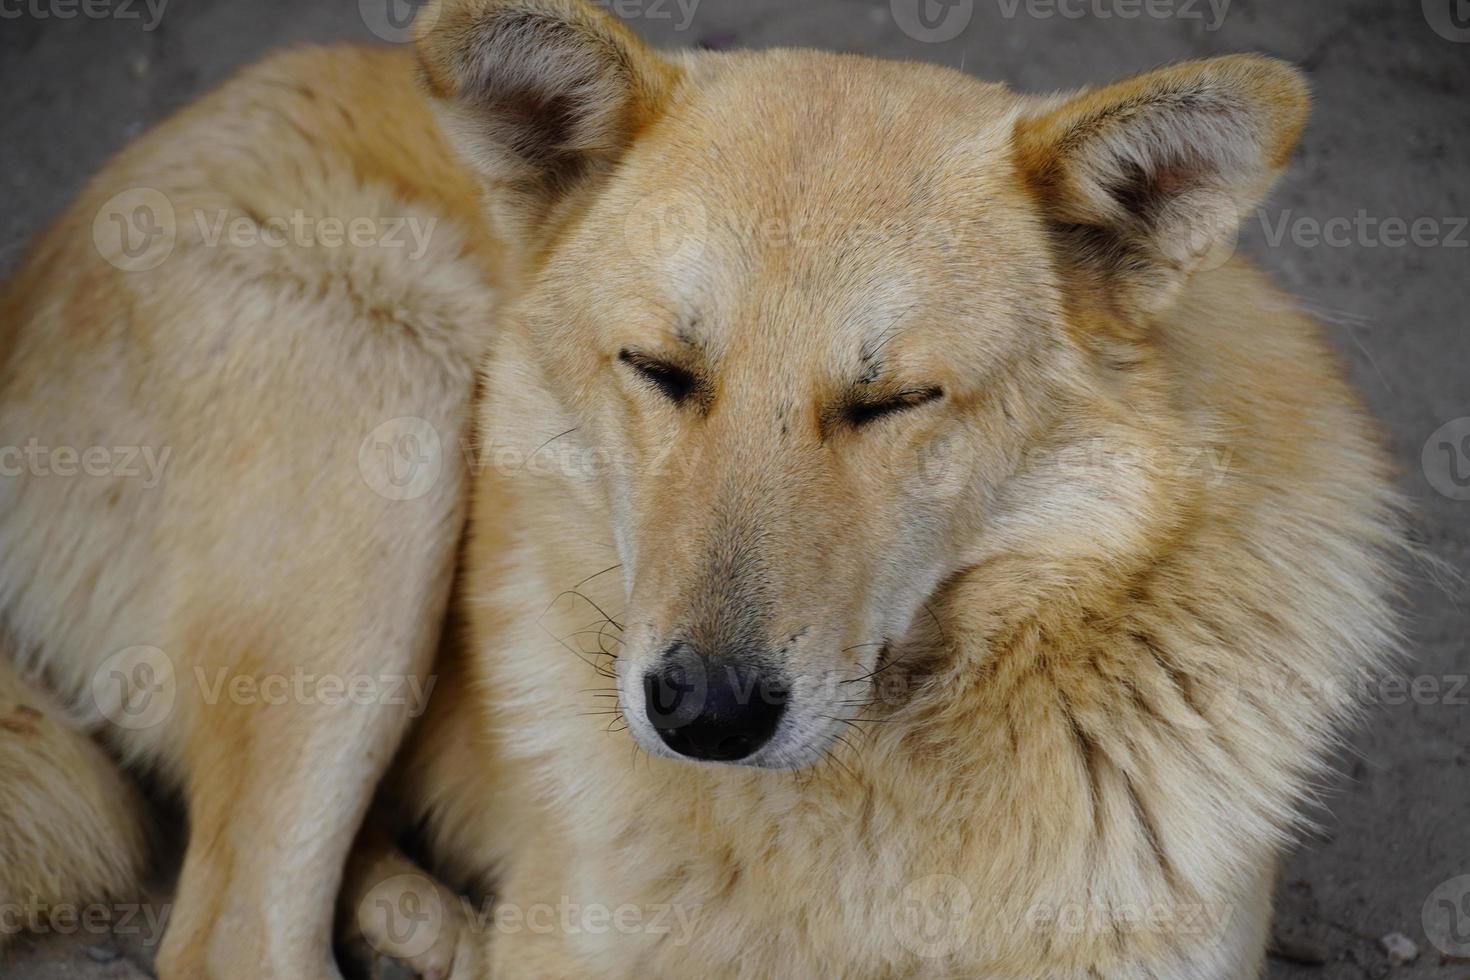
left=843, top=386, right=944, bottom=428
left=619, top=349, right=700, bottom=406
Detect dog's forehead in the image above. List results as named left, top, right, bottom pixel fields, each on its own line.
left=554, top=52, right=1051, bottom=385
left=653, top=50, right=1021, bottom=204
left=613, top=59, right=1033, bottom=370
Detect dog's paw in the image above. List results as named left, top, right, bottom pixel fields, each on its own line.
left=347, top=870, right=484, bottom=979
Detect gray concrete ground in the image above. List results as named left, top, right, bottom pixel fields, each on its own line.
left=1, top=0, right=1467, bottom=977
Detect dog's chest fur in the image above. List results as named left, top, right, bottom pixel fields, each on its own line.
left=477, top=548, right=1299, bottom=978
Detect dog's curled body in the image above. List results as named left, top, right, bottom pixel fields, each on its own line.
left=0, top=45, right=500, bottom=976
left=396, top=6, right=1404, bottom=977
left=0, top=1, right=1403, bottom=978
left=404, top=257, right=1401, bottom=980
left=0, top=655, right=150, bottom=951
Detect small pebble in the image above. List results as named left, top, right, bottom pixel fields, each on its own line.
left=85, top=944, right=122, bottom=963
left=375, top=956, right=417, bottom=980
left=697, top=32, right=739, bottom=51
left=1378, top=931, right=1419, bottom=965
left=1270, top=935, right=1329, bottom=966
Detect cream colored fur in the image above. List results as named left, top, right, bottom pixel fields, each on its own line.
left=0, top=1, right=1402, bottom=978
left=0, top=46, right=498, bottom=978
left=0, top=655, right=149, bottom=954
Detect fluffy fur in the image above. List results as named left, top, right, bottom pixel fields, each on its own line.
left=0, top=655, right=149, bottom=952
left=0, top=45, right=497, bottom=977
left=0, top=1, right=1402, bottom=977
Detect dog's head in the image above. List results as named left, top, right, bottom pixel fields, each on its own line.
left=420, top=0, right=1307, bottom=768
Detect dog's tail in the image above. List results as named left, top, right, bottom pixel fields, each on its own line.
left=0, top=652, right=150, bottom=951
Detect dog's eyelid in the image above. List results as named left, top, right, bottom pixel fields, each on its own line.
left=617, top=348, right=699, bottom=405
left=842, top=385, right=944, bottom=428
left=891, top=386, right=945, bottom=403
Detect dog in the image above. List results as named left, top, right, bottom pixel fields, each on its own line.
left=0, top=0, right=1404, bottom=977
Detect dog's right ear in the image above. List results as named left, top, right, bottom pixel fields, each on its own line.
left=415, top=0, right=680, bottom=228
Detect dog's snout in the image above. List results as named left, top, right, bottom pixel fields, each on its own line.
left=642, top=645, right=788, bottom=763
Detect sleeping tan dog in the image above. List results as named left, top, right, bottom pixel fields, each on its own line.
left=0, top=1, right=1402, bottom=976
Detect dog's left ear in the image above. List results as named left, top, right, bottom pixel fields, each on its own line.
left=415, top=0, right=681, bottom=237
left=1014, top=55, right=1309, bottom=319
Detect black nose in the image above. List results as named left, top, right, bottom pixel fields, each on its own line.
left=642, top=647, right=788, bottom=762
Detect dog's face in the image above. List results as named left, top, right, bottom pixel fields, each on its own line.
left=423, top=0, right=1306, bottom=768
left=516, top=60, right=1069, bottom=768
